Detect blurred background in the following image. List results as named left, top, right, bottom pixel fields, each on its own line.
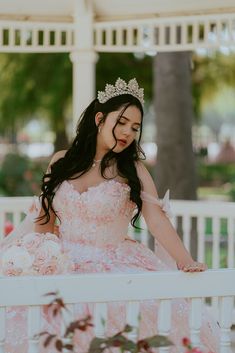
left=1, top=49, right=235, bottom=201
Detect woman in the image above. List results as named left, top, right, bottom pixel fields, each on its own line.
left=1, top=78, right=218, bottom=352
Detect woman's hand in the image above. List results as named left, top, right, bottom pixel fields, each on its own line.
left=177, top=261, right=208, bottom=272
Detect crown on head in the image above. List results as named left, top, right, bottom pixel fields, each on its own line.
left=97, top=78, right=144, bottom=106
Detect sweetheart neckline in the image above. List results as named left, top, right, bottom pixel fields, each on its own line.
left=63, top=179, right=130, bottom=197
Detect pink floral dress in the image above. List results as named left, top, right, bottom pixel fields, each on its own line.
left=0, top=180, right=219, bottom=353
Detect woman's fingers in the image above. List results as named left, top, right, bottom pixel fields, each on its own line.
left=178, top=261, right=208, bottom=272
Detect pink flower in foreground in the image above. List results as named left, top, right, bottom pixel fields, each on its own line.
left=34, top=251, right=47, bottom=267
left=39, top=260, right=58, bottom=275
left=192, top=348, right=203, bottom=353
left=2, top=246, right=33, bottom=271
left=4, top=266, right=23, bottom=276
left=22, top=233, right=41, bottom=251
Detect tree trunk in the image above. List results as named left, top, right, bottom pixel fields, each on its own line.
left=52, top=114, right=69, bottom=152
left=54, top=128, right=69, bottom=152
left=153, top=51, right=197, bottom=259
left=154, top=51, right=197, bottom=200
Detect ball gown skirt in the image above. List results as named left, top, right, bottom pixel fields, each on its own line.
left=0, top=180, right=220, bottom=353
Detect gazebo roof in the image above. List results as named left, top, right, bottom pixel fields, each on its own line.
left=0, top=0, right=235, bottom=22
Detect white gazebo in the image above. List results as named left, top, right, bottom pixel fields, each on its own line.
left=0, top=2, right=235, bottom=351
left=0, top=0, right=235, bottom=127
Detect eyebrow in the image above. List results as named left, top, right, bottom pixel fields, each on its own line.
left=120, top=115, right=141, bottom=126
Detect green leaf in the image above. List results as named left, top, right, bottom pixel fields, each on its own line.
left=123, top=324, right=133, bottom=333
left=145, top=334, right=173, bottom=348
left=87, top=337, right=107, bottom=353
left=100, top=317, right=106, bottom=327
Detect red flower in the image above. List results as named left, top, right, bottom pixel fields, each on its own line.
left=182, top=337, right=191, bottom=347
left=4, top=220, right=14, bottom=236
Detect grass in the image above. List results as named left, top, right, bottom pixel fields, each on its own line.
left=198, top=186, right=230, bottom=201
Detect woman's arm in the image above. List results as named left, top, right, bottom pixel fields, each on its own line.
left=33, top=150, right=67, bottom=234
left=136, top=162, right=207, bottom=272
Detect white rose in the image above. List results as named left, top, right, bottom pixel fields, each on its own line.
left=39, top=240, right=61, bottom=258
left=2, top=246, right=33, bottom=271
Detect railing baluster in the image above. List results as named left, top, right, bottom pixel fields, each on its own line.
left=116, top=27, right=122, bottom=46
left=227, top=218, right=234, bottom=268
left=197, top=216, right=205, bottom=262
left=190, top=298, right=202, bottom=348
left=211, top=217, right=220, bottom=317
left=182, top=215, right=191, bottom=251
left=13, top=211, right=21, bottom=228
left=126, top=301, right=139, bottom=340
left=127, top=27, right=133, bottom=46
left=62, top=303, right=74, bottom=333
left=212, top=217, right=220, bottom=269
left=170, top=23, right=176, bottom=45
left=32, top=28, right=38, bottom=46
left=0, top=307, right=5, bottom=353
left=28, top=306, right=41, bottom=353
left=106, top=28, right=112, bottom=46
left=0, top=212, right=4, bottom=240
left=219, top=296, right=233, bottom=353
left=158, top=299, right=171, bottom=353
left=139, top=217, right=148, bottom=246
left=94, top=303, right=107, bottom=337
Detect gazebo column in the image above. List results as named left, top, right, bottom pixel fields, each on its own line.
left=69, top=0, right=97, bottom=132
left=69, top=50, right=97, bottom=130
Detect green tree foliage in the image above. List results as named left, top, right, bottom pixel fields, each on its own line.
left=96, top=53, right=153, bottom=100
left=0, top=52, right=152, bottom=148
left=192, top=52, right=235, bottom=118
left=1, top=50, right=235, bottom=148
left=0, top=152, right=47, bottom=196
left=0, top=53, right=72, bottom=148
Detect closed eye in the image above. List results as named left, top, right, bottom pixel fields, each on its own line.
left=117, top=120, right=140, bottom=132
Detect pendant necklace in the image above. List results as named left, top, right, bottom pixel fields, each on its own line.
left=92, top=159, right=102, bottom=168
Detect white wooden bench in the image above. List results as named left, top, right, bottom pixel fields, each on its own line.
left=0, top=269, right=234, bottom=353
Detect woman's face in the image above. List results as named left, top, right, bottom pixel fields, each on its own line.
left=97, top=105, right=142, bottom=153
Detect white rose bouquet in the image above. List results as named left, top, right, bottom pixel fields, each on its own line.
left=0, top=232, right=69, bottom=276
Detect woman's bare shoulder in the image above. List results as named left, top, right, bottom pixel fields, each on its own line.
left=135, top=161, right=158, bottom=196
left=47, top=150, right=67, bottom=170
left=135, top=160, right=151, bottom=179
left=50, top=150, right=67, bottom=164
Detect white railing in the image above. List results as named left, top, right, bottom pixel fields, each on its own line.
left=0, top=270, right=234, bottom=353
left=0, top=20, right=74, bottom=53
left=0, top=13, right=235, bottom=53
left=0, top=197, right=235, bottom=327
left=128, top=199, right=235, bottom=269
left=94, top=13, right=235, bottom=53
left=1, top=197, right=235, bottom=268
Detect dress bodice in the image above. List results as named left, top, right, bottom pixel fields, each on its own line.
left=53, top=180, right=136, bottom=247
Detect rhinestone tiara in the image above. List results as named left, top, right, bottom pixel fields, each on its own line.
left=97, top=78, right=144, bottom=106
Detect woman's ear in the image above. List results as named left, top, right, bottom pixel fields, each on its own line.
left=95, top=112, right=104, bottom=127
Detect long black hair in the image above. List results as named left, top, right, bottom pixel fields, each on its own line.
left=39, top=93, right=145, bottom=228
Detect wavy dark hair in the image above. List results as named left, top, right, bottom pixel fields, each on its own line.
left=39, top=93, right=145, bottom=228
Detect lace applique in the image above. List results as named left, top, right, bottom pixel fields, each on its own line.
left=53, top=179, right=135, bottom=245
